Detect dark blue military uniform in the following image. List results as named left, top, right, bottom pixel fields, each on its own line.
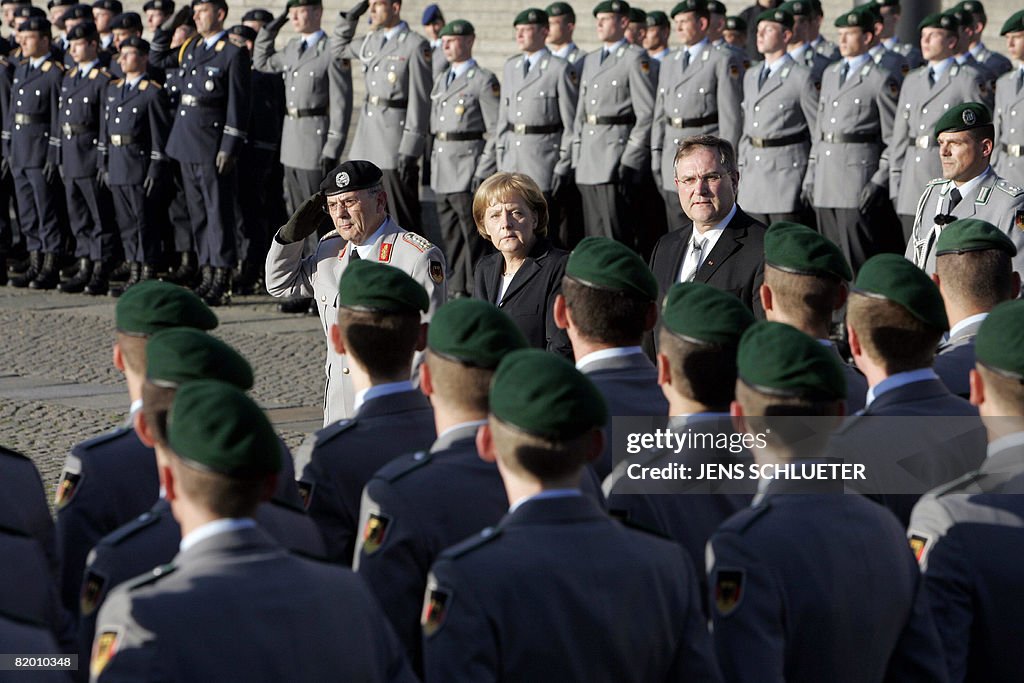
left=59, top=61, right=117, bottom=262
left=101, top=74, right=171, bottom=266
left=151, top=28, right=250, bottom=270
left=0, top=445, right=59, bottom=580
left=0, top=526, right=73, bottom=651
left=0, top=49, right=20, bottom=268
left=297, top=388, right=436, bottom=565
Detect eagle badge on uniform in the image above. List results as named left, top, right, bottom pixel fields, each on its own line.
left=491, top=80, right=500, bottom=96
left=908, top=533, right=931, bottom=564
left=296, top=481, right=314, bottom=510
left=714, top=568, right=744, bottom=616
left=889, top=80, right=899, bottom=97
left=430, top=260, right=445, bottom=284
left=422, top=44, right=433, bottom=61
left=361, top=511, right=392, bottom=555
left=421, top=584, right=451, bottom=636
left=91, top=628, right=121, bottom=679
left=640, top=59, right=650, bottom=74
left=728, top=64, right=740, bottom=80
left=54, top=470, right=82, bottom=509
left=80, top=569, right=107, bottom=616
left=1015, top=210, right=1024, bottom=231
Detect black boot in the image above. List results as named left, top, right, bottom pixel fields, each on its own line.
left=278, top=295, right=313, bottom=314
left=202, top=267, right=232, bottom=307
left=84, top=260, right=111, bottom=296
left=232, top=260, right=262, bottom=295
left=58, top=257, right=93, bottom=293
left=107, top=260, right=131, bottom=283
left=108, top=262, right=140, bottom=298
left=28, top=252, right=60, bottom=290
left=193, top=265, right=215, bottom=298
left=165, top=251, right=198, bottom=287
left=0, top=255, right=6, bottom=287
left=140, top=263, right=158, bottom=281
left=9, top=251, right=41, bottom=288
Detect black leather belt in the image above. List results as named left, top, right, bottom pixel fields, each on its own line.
left=366, top=95, right=408, bottom=108
left=749, top=131, right=810, bottom=148
left=13, top=113, right=47, bottom=125
left=512, top=123, right=562, bottom=135
left=820, top=131, right=881, bottom=144
left=668, top=113, right=718, bottom=128
left=1002, top=142, right=1023, bottom=157
left=435, top=131, right=484, bottom=141
left=286, top=106, right=327, bottom=118
left=61, top=123, right=94, bottom=136
left=180, top=94, right=224, bottom=108
left=108, top=134, right=136, bottom=146
left=585, top=114, right=637, bottom=126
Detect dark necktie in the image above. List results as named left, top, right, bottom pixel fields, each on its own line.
left=758, top=65, right=769, bottom=90
left=350, top=247, right=361, bottom=262
left=523, top=58, right=530, bottom=78
left=927, top=67, right=936, bottom=87
left=380, top=35, right=388, bottom=49
left=600, top=48, right=609, bottom=65
left=948, top=188, right=963, bottom=213
left=838, top=61, right=849, bottom=87
left=122, top=82, right=128, bottom=97
left=298, top=39, right=306, bottom=57
left=446, top=69, right=456, bottom=88
left=682, top=49, right=691, bottom=71
left=1017, top=69, right=1023, bottom=94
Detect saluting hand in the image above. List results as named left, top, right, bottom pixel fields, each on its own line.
left=278, top=193, right=325, bottom=244
left=161, top=5, right=191, bottom=33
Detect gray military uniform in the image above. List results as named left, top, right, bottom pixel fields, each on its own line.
left=265, top=217, right=446, bottom=424
left=496, top=47, right=578, bottom=193
left=906, top=169, right=1024, bottom=274
left=971, top=43, right=1012, bottom=80
left=992, top=67, right=1024, bottom=187
left=737, top=55, right=818, bottom=217
left=550, top=42, right=586, bottom=79
left=886, top=38, right=925, bottom=70
left=869, top=44, right=909, bottom=79
left=791, top=43, right=832, bottom=84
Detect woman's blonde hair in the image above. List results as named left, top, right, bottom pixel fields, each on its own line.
left=472, top=172, right=549, bottom=240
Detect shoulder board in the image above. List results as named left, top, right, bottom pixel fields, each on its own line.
left=139, top=80, right=156, bottom=90
left=41, top=61, right=53, bottom=72
left=860, top=63, right=872, bottom=77
left=89, top=69, right=99, bottom=79
left=68, top=66, right=79, bottom=78
left=441, top=525, right=502, bottom=559
left=780, top=66, right=791, bottom=80
left=996, top=179, right=1024, bottom=197
left=950, top=64, right=961, bottom=76
left=319, top=229, right=338, bottom=242
left=932, top=470, right=983, bottom=497
left=127, top=562, right=177, bottom=591
left=314, top=418, right=356, bottom=447
left=77, top=426, right=132, bottom=451
left=401, top=231, right=434, bottom=252
left=112, top=78, right=124, bottom=86
left=215, top=40, right=226, bottom=52
left=101, top=510, right=162, bottom=547
left=926, top=177, right=946, bottom=187
left=375, top=450, right=433, bottom=483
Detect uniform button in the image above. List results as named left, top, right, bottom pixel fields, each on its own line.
left=18, top=89, right=23, bottom=95
left=373, top=66, right=379, bottom=71
left=309, top=72, right=314, bottom=77
left=117, top=107, right=122, bottom=112
left=115, top=118, right=120, bottom=123
left=291, top=87, right=296, bottom=91
left=367, top=111, right=373, bottom=117
left=921, top=107, right=927, bottom=113
left=15, top=101, right=20, bottom=106
left=830, top=118, right=836, bottom=123
left=187, top=83, right=193, bottom=89
left=1012, top=129, right=1017, bottom=134
left=698, top=87, right=705, bottom=94
left=672, top=139, right=678, bottom=145
left=180, top=111, right=185, bottom=116
left=516, top=96, right=522, bottom=101
left=321, top=295, right=326, bottom=301
left=342, top=367, right=350, bottom=374
left=944, top=104, right=950, bottom=109
left=752, top=122, right=758, bottom=127
left=915, top=155, right=921, bottom=162
left=1013, top=111, right=1018, bottom=116
left=316, top=129, right=322, bottom=135
left=825, top=150, right=831, bottom=156
left=677, top=93, right=682, bottom=98
left=439, top=116, right=445, bottom=121
left=516, top=140, right=521, bottom=146
left=754, top=155, right=760, bottom=161
left=436, top=146, right=442, bottom=153
left=292, top=71, right=298, bottom=77
left=590, top=99, right=596, bottom=105
left=516, top=111, right=522, bottom=117
left=65, top=110, right=70, bottom=115
left=593, top=84, right=598, bottom=89
left=371, top=81, right=376, bottom=86
left=754, top=106, right=759, bottom=112
left=611, top=80, right=617, bottom=86
left=919, top=125, right=925, bottom=130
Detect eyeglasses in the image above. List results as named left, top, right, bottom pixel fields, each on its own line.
left=674, top=172, right=726, bottom=189
left=323, top=195, right=363, bottom=214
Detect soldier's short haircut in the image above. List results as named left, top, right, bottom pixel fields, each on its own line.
left=489, top=415, right=594, bottom=482
left=977, top=364, right=1024, bottom=414
left=141, top=380, right=176, bottom=444
left=336, top=307, right=421, bottom=381
left=937, top=249, right=1014, bottom=311
left=658, top=327, right=738, bottom=409
left=473, top=172, right=549, bottom=239
left=561, top=277, right=651, bottom=347
left=167, top=450, right=265, bottom=518
left=673, top=134, right=738, bottom=175
left=735, top=381, right=843, bottom=454
left=847, top=293, right=942, bottom=373
left=424, top=350, right=492, bottom=413
left=115, top=332, right=148, bottom=375
left=764, top=265, right=843, bottom=331
left=966, top=124, right=996, bottom=146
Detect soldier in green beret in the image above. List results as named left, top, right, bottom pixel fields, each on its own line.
left=54, top=281, right=217, bottom=624
left=708, top=320, right=948, bottom=683
left=553, top=236, right=666, bottom=478
left=705, top=0, right=725, bottom=46
left=422, top=348, right=719, bottom=681
left=91, top=380, right=417, bottom=682
left=545, top=1, right=586, bottom=72
left=642, top=10, right=669, bottom=61
left=906, top=101, right=1024, bottom=275
left=930, top=218, right=1020, bottom=398
left=624, top=6, right=645, bottom=47
left=779, top=1, right=832, bottom=84
left=722, top=15, right=747, bottom=51
left=297, top=259, right=436, bottom=566
left=992, top=10, right=1024, bottom=187
left=909, top=298, right=1024, bottom=681
left=874, top=0, right=924, bottom=69
left=955, top=0, right=1011, bottom=79
left=830, top=252, right=986, bottom=526
left=760, top=222, right=867, bottom=411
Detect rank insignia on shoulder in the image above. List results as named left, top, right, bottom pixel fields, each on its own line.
left=361, top=511, right=392, bottom=555
left=379, top=242, right=393, bottom=263
left=91, top=628, right=121, bottom=679
left=713, top=568, right=744, bottom=616
left=421, top=581, right=451, bottom=637
left=1015, top=210, right=1024, bottom=232
left=430, top=260, right=444, bottom=284
left=297, top=481, right=314, bottom=510
left=908, top=532, right=931, bottom=564
left=55, top=470, right=82, bottom=509
left=81, top=569, right=107, bottom=616
left=402, top=232, right=433, bottom=252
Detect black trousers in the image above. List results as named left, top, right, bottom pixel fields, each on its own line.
left=899, top=213, right=916, bottom=245
left=816, top=205, right=903, bottom=275
left=662, top=190, right=688, bottom=233
left=111, top=183, right=161, bottom=265
left=235, top=148, right=281, bottom=264
left=436, top=191, right=487, bottom=296
left=0, top=169, right=20, bottom=254
left=65, top=174, right=117, bottom=261
left=382, top=166, right=421, bottom=230
left=12, top=165, right=63, bottom=254
left=580, top=182, right=633, bottom=247
left=179, top=161, right=237, bottom=268
left=548, top=178, right=585, bottom=250
left=166, top=161, right=194, bottom=254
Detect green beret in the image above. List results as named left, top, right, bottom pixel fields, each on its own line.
left=565, top=236, right=658, bottom=301
left=514, top=7, right=548, bottom=25
left=738, top=322, right=846, bottom=400
left=167, top=380, right=280, bottom=477
left=546, top=2, right=575, bottom=20
left=918, top=11, right=959, bottom=32
left=834, top=6, right=875, bottom=30
left=976, top=299, right=1024, bottom=379
left=146, top=328, right=254, bottom=390
left=427, top=299, right=527, bottom=368
left=764, top=222, right=852, bottom=281
left=337, top=260, right=429, bottom=313
left=593, top=0, right=629, bottom=17
left=757, top=7, right=793, bottom=29
left=670, top=0, right=705, bottom=18
left=1000, top=9, right=1024, bottom=35
left=707, top=0, right=725, bottom=14
left=490, top=349, right=607, bottom=439
left=661, top=282, right=754, bottom=347
left=935, top=218, right=1017, bottom=257
left=957, top=1, right=985, bottom=20
left=285, top=0, right=320, bottom=10
left=627, top=7, right=645, bottom=23
left=724, top=15, right=746, bottom=31
left=439, top=19, right=474, bottom=37
left=875, top=0, right=899, bottom=7
left=778, top=1, right=810, bottom=18
left=853, top=253, right=949, bottom=331
left=645, top=10, right=668, bottom=28
left=115, top=280, right=218, bottom=336
left=934, top=101, right=992, bottom=139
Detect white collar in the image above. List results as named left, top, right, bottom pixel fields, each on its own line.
left=575, top=346, right=644, bottom=371
left=180, top=517, right=256, bottom=553
left=203, top=30, right=226, bottom=50
left=382, top=22, right=406, bottom=43
left=508, top=488, right=581, bottom=514
left=76, top=59, right=99, bottom=76
left=29, top=55, right=48, bottom=69
left=843, top=52, right=871, bottom=73
left=549, top=43, right=576, bottom=59
left=448, top=58, right=476, bottom=80
left=949, top=166, right=992, bottom=195
left=949, top=312, right=988, bottom=340
left=968, top=42, right=986, bottom=59
left=301, top=29, right=324, bottom=48
left=125, top=74, right=145, bottom=89
left=602, top=38, right=627, bottom=55
left=929, top=56, right=955, bottom=77
left=684, top=37, right=709, bottom=60
left=353, top=380, right=414, bottom=414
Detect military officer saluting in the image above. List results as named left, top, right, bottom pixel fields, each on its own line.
left=330, top=0, right=432, bottom=232
left=737, top=8, right=818, bottom=226
left=907, top=102, right=1024, bottom=276
left=652, top=0, right=743, bottom=232
left=992, top=11, right=1024, bottom=188
left=429, top=19, right=499, bottom=297
left=265, top=160, right=446, bottom=425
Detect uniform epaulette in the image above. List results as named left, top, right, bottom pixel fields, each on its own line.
left=996, top=179, right=1024, bottom=197
left=932, top=470, right=983, bottom=498
left=319, top=228, right=338, bottom=242
left=89, top=68, right=108, bottom=79
left=139, top=79, right=157, bottom=90
left=313, top=418, right=356, bottom=447
left=76, top=426, right=132, bottom=451
left=950, top=64, right=961, bottom=76
left=112, top=78, right=124, bottom=86
left=441, top=525, right=501, bottom=559
left=101, top=510, right=162, bottom=547
left=401, top=231, right=434, bottom=252
left=68, top=66, right=79, bottom=78
left=926, top=177, right=946, bottom=187
left=375, top=450, right=433, bottom=483
left=215, top=40, right=225, bottom=52
left=127, top=562, right=177, bottom=590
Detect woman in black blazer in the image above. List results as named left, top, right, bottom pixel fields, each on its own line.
left=472, top=173, right=572, bottom=358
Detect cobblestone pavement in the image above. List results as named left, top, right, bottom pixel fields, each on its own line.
left=0, top=286, right=326, bottom=498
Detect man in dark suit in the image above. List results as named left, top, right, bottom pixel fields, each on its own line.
left=297, top=261, right=435, bottom=565
left=648, top=134, right=766, bottom=327
left=553, top=236, right=667, bottom=479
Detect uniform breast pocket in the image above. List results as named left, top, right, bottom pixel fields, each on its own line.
left=537, top=93, right=557, bottom=120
